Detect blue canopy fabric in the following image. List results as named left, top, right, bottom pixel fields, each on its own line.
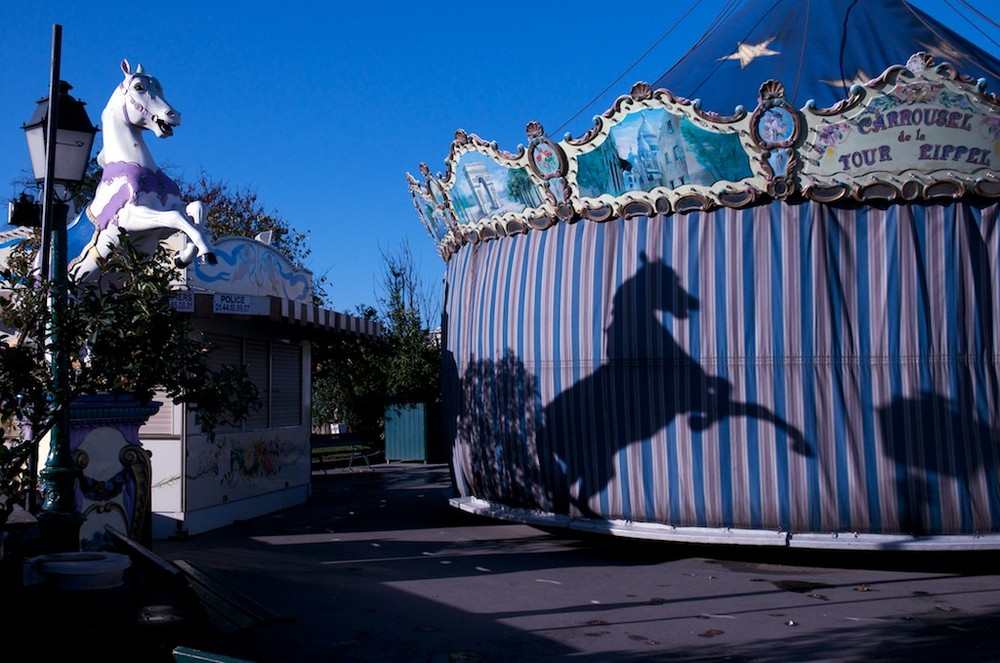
left=651, top=0, right=1000, bottom=113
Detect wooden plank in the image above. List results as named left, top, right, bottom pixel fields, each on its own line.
left=101, top=526, right=288, bottom=635
left=104, top=525, right=183, bottom=579
left=172, top=559, right=289, bottom=632
left=182, top=578, right=258, bottom=633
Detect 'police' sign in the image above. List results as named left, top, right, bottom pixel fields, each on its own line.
left=213, top=293, right=268, bottom=315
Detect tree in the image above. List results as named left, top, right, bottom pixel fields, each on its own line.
left=0, top=234, right=258, bottom=520
left=311, top=241, right=441, bottom=444
left=311, top=305, right=387, bottom=443
left=376, top=241, right=440, bottom=405
left=182, top=174, right=327, bottom=301
left=679, top=118, right=752, bottom=183
left=506, top=167, right=541, bottom=208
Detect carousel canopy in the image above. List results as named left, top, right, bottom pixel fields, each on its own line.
left=652, top=0, right=1000, bottom=113
left=419, top=0, right=1000, bottom=548
left=408, top=0, right=1000, bottom=259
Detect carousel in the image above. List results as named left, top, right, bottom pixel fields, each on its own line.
left=408, top=0, right=1000, bottom=549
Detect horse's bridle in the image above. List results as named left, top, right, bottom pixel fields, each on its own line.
left=120, top=74, right=163, bottom=125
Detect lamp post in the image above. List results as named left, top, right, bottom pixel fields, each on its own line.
left=23, top=24, right=98, bottom=552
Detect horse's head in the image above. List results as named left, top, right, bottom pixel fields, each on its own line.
left=606, top=251, right=699, bottom=352
left=635, top=251, right=698, bottom=320
left=117, top=59, right=180, bottom=138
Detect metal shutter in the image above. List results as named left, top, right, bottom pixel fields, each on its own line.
left=270, top=342, right=302, bottom=427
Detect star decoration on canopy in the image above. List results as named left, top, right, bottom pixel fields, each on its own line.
left=917, top=38, right=968, bottom=66
left=719, top=38, right=780, bottom=68
left=820, top=68, right=874, bottom=90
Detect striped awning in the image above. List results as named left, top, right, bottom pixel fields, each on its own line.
left=175, top=292, right=381, bottom=338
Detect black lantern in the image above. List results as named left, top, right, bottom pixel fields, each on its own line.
left=22, top=80, right=97, bottom=185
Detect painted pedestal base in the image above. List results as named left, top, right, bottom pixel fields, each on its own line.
left=64, top=395, right=161, bottom=550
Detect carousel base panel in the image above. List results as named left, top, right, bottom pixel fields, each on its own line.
left=450, top=496, right=1000, bottom=552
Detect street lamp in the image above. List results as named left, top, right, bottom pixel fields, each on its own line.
left=24, top=81, right=97, bottom=184
left=23, top=24, right=98, bottom=552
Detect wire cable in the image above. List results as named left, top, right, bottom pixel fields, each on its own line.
left=553, top=0, right=709, bottom=136
left=948, top=0, right=1000, bottom=50
left=901, top=0, right=1000, bottom=78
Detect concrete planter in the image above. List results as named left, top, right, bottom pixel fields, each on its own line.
left=32, top=551, right=131, bottom=590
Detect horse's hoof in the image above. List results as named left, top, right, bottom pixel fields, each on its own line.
left=204, top=252, right=217, bottom=265
left=174, top=257, right=189, bottom=269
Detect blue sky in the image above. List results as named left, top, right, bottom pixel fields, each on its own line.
left=2, top=1, right=997, bottom=315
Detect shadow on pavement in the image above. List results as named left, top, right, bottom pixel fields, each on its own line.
left=8, top=464, right=998, bottom=662
left=144, top=464, right=1000, bottom=662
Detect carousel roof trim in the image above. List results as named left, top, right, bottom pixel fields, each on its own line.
left=409, top=52, right=1000, bottom=261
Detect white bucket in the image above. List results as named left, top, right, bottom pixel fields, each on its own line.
left=34, top=552, right=132, bottom=590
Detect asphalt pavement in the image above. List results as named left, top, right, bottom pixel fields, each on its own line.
left=143, top=463, right=1000, bottom=663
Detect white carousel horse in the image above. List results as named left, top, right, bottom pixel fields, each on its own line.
left=70, top=59, right=216, bottom=281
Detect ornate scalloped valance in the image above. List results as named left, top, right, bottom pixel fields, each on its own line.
left=409, top=53, right=1000, bottom=261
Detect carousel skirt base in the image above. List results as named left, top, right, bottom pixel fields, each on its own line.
left=450, top=496, right=1000, bottom=552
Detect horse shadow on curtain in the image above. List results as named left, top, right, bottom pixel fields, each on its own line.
left=879, top=212, right=1000, bottom=535
left=538, top=253, right=811, bottom=518
left=879, top=391, right=1000, bottom=535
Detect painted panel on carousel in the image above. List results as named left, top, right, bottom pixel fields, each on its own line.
left=801, top=53, right=1000, bottom=201
left=450, top=151, right=539, bottom=225
left=185, top=236, right=313, bottom=302
left=576, top=108, right=752, bottom=197
left=409, top=129, right=556, bottom=250
left=407, top=173, right=451, bottom=247
left=525, top=121, right=572, bottom=219
left=409, top=54, right=1000, bottom=261
left=568, top=83, right=761, bottom=220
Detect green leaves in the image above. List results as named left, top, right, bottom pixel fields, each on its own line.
left=0, top=233, right=259, bottom=513
left=311, top=242, right=441, bottom=444
left=0, top=434, right=32, bottom=524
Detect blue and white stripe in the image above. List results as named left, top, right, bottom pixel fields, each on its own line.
left=443, top=200, right=1000, bottom=536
